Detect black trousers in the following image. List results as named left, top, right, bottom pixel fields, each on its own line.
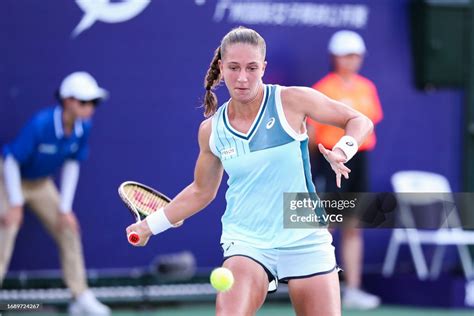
left=312, top=150, right=369, bottom=194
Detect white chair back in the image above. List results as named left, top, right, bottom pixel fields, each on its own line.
left=391, top=171, right=452, bottom=205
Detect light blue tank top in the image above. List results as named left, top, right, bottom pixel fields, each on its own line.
left=210, top=85, right=332, bottom=248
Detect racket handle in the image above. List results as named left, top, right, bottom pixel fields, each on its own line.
left=128, top=232, right=140, bottom=245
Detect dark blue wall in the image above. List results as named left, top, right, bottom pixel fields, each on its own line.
left=0, top=0, right=463, bottom=270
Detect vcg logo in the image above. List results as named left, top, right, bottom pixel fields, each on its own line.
left=73, top=0, right=151, bottom=37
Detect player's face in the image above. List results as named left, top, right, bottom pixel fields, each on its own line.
left=333, top=54, right=364, bottom=74
left=67, top=99, right=97, bottom=119
left=220, top=43, right=266, bottom=103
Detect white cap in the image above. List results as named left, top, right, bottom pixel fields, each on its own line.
left=328, top=30, right=366, bottom=56
left=59, top=72, right=108, bottom=101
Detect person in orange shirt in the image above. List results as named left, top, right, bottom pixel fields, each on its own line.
left=308, top=30, right=383, bottom=310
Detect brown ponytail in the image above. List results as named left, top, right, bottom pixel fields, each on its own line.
left=203, top=46, right=222, bottom=117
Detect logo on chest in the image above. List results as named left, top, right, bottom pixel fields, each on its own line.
left=38, top=144, right=58, bottom=154
left=266, top=117, right=275, bottom=129
left=70, top=143, right=79, bottom=153
left=220, top=147, right=236, bottom=159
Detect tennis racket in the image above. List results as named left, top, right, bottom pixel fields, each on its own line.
left=118, top=181, right=183, bottom=245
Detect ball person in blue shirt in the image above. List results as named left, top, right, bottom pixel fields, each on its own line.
left=127, top=27, right=373, bottom=316
left=0, top=72, right=110, bottom=315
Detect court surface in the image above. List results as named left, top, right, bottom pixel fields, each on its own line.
left=4, top=303, right=473, bottom=315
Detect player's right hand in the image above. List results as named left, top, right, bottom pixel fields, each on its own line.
left=126, top=220, right=152, bottom=247
left=0, top=206, right=24, bottom=227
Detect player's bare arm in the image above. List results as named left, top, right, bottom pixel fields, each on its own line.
left=281, top=86, right=373, bottom=187
left=126, top=118, right=223, bottom=240
left=163, top=118, right=224, bottom=224
left=280, top=86, right=373, bottom=145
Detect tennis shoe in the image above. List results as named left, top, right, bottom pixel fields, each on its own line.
left=342, top=287, right=381, bottom=310
left=68, top=289, right=111, bottom=315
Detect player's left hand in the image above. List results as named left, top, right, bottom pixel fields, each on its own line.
left=318, top=143, right=351, bottom=188
left=57, top=212, right=80, bottom=234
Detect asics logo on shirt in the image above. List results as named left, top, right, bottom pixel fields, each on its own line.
left=38, top=144, right=58, bottom=154
left=266, top=117, right=275, bottom=129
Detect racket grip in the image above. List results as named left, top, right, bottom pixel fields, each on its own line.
left=128, top=232, right=140, bottom=245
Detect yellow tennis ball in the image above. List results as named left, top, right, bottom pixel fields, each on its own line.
left=210, top=267, right=234, bottom=292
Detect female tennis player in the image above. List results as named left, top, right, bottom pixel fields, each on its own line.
left=126, top=27, right=373, bottom=315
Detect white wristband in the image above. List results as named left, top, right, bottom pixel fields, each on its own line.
left=146, top=207, right=173, bottom=235
left=333, top=136, right=358, bottom=162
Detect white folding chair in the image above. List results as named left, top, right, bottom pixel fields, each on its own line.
left=382, top=171, right=474, bottom=280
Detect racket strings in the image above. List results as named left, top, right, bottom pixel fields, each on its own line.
left=123, top=185, right=168, bottom=216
